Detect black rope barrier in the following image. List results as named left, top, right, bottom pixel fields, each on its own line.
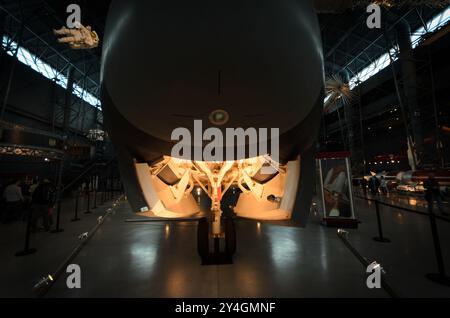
left=337, top=230, right=398, bottom=298
left=34, top=195, right=126, bottom=298
left=354, top=192, right=450, bottom=287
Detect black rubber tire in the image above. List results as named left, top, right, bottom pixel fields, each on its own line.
left=197, top=217, right=209, bottom=257
left=224, top=217, right=236, bottom=256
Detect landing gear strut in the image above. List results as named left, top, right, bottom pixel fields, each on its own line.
left=197, top=216, right=236, bottom=265
left=197, top=217, right=209, bottom=258
left=224, top=217, right=236, bottom=255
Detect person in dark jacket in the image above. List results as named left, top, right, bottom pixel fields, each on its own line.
left=423, top=173, right=446, bottom=215
left=31, top=180, right=55, bottom=232
left=368, top=176, right=380, bottom=195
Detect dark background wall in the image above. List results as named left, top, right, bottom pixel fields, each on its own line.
left=0, top=52, right=107, bottom=185
left=0, top=53, right=100, bottom=135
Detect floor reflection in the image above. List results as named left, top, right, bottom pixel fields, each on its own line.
left=354, top=190, right=449, bottom=215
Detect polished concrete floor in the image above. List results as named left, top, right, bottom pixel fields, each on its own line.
left=0, top=193, right=118, bottom=298
left=1, top=192, right=449, bottom=298
left=346, top=193, right=450, bottom=298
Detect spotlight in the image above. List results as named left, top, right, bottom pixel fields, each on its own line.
left=33, top=275, right=54, bottom=291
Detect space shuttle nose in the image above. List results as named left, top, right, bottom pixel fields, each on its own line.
left=101, top=0, right=324, bottom=146
left=100, top=1, right=324, bottom=228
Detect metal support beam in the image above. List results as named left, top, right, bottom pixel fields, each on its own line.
left=334, top=9, right=415, bottom=79
left=383, top=24, right=417, bottom=170
left=63, top=67, right=75, bottom=132
left=1, top=22, right=23, bottom=119
left=397, top=20, right=423, bottom=166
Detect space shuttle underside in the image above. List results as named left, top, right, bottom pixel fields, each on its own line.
left=101, top=0, right=324, bottom=262
left=116, top=137, right=318, bottom=223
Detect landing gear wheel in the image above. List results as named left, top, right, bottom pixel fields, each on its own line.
left=224, top=217, right=236, bottom=256
left=197, top=217, right=209, bottom=257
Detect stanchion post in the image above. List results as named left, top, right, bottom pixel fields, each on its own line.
left=425, top=200, right=450, bottom=286
left=373, top=199, right=390, bottom=243
left=51, top=197, right=64, bottom=233
left=85, top=183, right=92, bottom=214
left=15, top=207, right=37, bottom=256
left=93, top=172, right=98, bottom=209
left=71, top=189, right=81, bottom=222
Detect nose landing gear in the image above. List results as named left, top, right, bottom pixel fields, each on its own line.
left=193, top=161, right=238, bottom=265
